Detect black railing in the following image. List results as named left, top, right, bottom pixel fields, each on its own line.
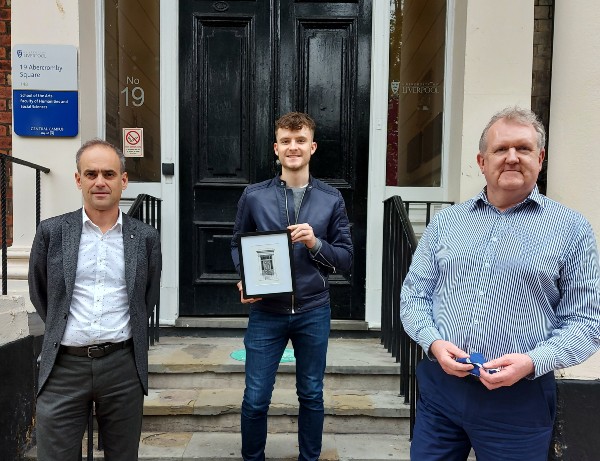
left=127, top=193, right=162, bottom=347
left=381, top=197, right=453, bottom=439
left=0, top=152, right=50, bottom=295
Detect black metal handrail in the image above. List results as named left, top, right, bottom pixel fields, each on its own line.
left=0, top=152, right=50, bottom=295
left=381, top=197, right=453, bottom=439
left=127, top=193, right=162, bottom=347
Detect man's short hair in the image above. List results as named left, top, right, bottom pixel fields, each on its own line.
left=76, top=138, right=126, bottom=173
left=275, top=112, right=316, bottom=137
left=479, top=106, right=546, bottom=153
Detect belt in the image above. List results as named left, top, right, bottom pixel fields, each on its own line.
left=59, top=338, right=133, bottom=358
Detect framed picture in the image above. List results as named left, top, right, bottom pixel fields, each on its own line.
left=238, top=230, right=296, bottom=298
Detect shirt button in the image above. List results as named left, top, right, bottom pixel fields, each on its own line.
left=479, top=291, right=485, bottom=296
left=474, top=320, right=479, bottom=325
left=491, top=237, right=498, bottom=242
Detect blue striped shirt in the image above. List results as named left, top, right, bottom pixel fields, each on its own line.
left=400, top=187, right=600, bottom=378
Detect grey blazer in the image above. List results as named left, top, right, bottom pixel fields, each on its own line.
left=28, top=209, right=162, bottom=395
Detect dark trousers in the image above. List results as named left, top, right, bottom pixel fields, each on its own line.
left=35, top=347, right=144, bottom=461
left=241, top=304, right=331, bottom=461
left=411, top=359, right=556, bottom=461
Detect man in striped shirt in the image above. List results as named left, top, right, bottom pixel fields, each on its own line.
left=400, top=107, right=600, bottom=461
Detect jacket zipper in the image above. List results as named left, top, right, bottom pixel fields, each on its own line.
left=284, top=185, right=307, bottom=314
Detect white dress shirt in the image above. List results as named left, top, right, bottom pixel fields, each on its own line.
left=62, top=209, right=132, bottom=346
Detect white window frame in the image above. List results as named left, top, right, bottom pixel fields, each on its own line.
left=364, top=0, right=456, bottom=327
left=95, top=0, right=180, bottom=325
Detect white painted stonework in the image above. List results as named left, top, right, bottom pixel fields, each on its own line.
left=0, top=296, right=29, bottom=346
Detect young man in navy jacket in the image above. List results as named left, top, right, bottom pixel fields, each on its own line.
left=231, top=112, right=353, bottom=461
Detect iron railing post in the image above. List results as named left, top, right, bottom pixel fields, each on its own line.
left=154, top=200, right=161, bottom=345
left=127, top=193, right=162, bottom=347
left=1, top=156, right=7, bottom=295
left=381, top=197, right=453, bottom=439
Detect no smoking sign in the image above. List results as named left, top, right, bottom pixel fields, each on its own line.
left=123, top=128, right=144, bottom=157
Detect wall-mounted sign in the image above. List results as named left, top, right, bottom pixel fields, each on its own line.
left=123, top=128, right=144, bottom=157
left=12, top=44, right=78, bottom=137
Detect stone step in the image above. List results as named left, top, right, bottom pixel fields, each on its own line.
left=26, top=432, right=412, bottom=460
left=148, top=336, right=400, bottom=391
left=150, top=369, right=401, bottom=391
left=143, top=387, right=409, bottom=435
left=175, top=317, right=371, bottom=332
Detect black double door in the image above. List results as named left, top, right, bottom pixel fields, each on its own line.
left=179, top=0, right=371, bottom=318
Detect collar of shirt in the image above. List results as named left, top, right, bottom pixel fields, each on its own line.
left=470, top=186, right=545, bottom=212
left=81, top=207, right=123, bottom=232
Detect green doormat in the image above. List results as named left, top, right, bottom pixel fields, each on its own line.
left=230, top=348, right=296, bottom=363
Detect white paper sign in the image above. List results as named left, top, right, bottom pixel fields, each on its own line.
left=123, top=128, right=144, bottom=157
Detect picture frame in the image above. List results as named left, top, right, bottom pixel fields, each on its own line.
left=238, top=230, right=296, bottom=298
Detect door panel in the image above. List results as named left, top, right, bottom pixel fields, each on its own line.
left=279, top=1, right=372, bottom=317
left=179, top=0, right=370, bottom=318
left=179, top=0, right=273, bottom=315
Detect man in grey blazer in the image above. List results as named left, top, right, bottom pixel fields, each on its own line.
left=28, top=138, right=162, bottom=461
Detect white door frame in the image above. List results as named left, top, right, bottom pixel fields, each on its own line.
left=156, top=4, right=180, bottom=325
left=364, top=0, right=455, bottom=328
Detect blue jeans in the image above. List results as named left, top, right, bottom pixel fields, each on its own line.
left=241, top=304, right=331, bottom=461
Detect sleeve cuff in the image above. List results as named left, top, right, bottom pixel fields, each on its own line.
left=308, top=238, right=322, bottom=255
left=418, top=327, right=444, bottom=360
left=526, top=347, right=557, bottom=378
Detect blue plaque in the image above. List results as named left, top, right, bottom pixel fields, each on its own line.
left=13, top=90, right=78, bottom=137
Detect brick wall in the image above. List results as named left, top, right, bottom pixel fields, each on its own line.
left=0, top=0, right=11, bottom=247
left=532, top=0, right=554, bottom=195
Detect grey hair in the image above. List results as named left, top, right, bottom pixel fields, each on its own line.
left=478, top=106, right=546, bottom=153
left=76, top=138, right=126, bottom=173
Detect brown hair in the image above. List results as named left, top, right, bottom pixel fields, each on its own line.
left=275, top=112, right=316, bottom=137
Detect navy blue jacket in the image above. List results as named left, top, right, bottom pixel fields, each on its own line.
left=231, top=175, right=353, bottom=314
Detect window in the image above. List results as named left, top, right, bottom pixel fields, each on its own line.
left=387, top=0, right=446, bottom=187
left=105, top=0, right=160, bottom=182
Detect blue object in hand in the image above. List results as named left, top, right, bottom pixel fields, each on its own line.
left=456, top=352, right=500, bottom=377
